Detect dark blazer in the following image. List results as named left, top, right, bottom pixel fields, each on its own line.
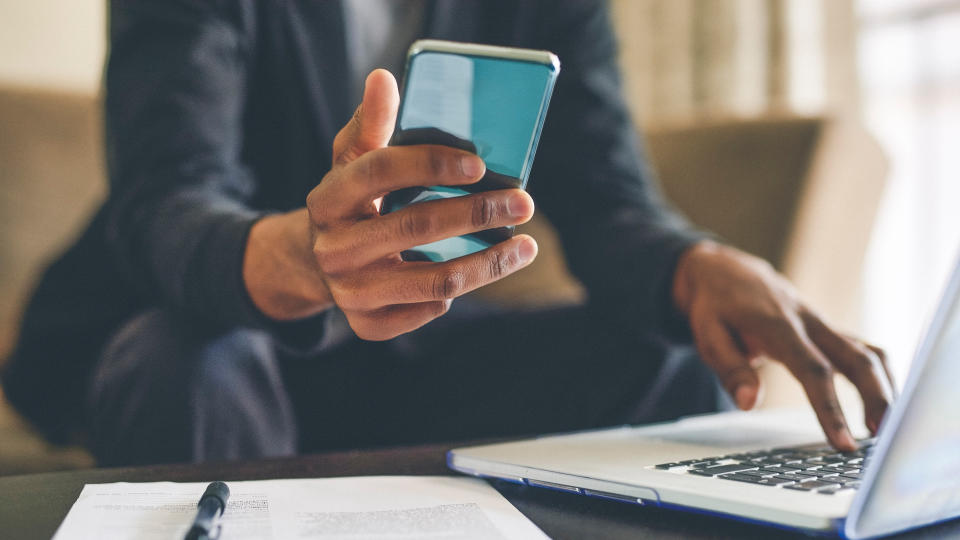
left=2, top=0, right=703, bottom=441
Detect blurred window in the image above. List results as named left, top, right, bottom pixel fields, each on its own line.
left=858, top=0, right=960, bottom=382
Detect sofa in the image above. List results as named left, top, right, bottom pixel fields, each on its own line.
left=0, top=87, right=885, bottom=474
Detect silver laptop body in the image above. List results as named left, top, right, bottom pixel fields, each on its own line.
left=449, top=253, right=960, bottom=538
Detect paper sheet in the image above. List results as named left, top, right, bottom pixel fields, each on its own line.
left=52, top=476, right=547, bottom=540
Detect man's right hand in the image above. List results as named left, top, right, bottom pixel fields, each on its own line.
left=243, top=69, right=537, bottom=340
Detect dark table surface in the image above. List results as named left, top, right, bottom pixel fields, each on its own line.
left=2, top=442, right=958, bottom=539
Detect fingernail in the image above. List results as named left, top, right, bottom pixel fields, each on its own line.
left=735, top=385, right=757, bottom=410
left=508, top=193, right=532, bottom=217
left=517, top=238, right=537, bottom=263
left=840, top=431, right=857, bottom=450
left=460, top=155, right=484, bottom=178
left=832, top=425, right=857, bottom=450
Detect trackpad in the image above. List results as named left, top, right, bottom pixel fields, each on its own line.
left=657, top=425, right=821, bottom=449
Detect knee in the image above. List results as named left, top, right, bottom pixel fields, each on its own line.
left=89, top=310, right=192, bottom=421
left=92, top=310, right=276, bottom=407
left=88, top=310, right=294, bottom=465
left=191, top=325, right=279, bottom=396
left=189, top=326, right=298, bottom=462
left=87, top=310, right=195, bottom=464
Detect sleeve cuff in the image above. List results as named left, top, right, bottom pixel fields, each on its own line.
left=593, top=227, right=710, bottom=347
left=200, top=212, right=332, bottom=355
left=644, top=232, right=706, bottom=344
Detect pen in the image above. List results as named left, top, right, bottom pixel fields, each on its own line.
left=185, top=481, right=231, bottom=540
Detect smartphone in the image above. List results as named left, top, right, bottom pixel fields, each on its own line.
left=381, top=40, right=560, bottom=262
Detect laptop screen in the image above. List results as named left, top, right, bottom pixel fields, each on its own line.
left=847, top=254, right=960, bottom=538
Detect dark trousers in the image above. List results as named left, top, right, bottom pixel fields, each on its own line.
left=87, top=302, right=726, bottom=466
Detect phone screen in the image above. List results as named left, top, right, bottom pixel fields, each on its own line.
left=381, top=47, right=558, bottom=262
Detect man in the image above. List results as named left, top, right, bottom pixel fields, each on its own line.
left=2, top=0, right=894, bottom=466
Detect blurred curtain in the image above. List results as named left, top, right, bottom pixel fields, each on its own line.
left=857, top=0, right=960, bottom=381
left=611, top=0, right=860, bottom=127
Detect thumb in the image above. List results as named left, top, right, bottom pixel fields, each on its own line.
left=333, top=69, right=400, bottom=164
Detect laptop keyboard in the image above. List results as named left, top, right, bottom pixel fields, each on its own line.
left=654, top=440, right=874, bottom=495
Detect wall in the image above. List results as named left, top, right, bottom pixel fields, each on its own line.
left=1, top=0, right=856, bottom=112
left=0, top=0, right=105, bottom=94
left=609, top=0, right=860, bottom=128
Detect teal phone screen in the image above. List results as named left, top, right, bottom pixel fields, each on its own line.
left=382, top=50, right=557, bottom=262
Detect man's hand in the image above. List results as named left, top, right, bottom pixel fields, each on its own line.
left=243, top=70, right=537, bottom=340
left=673, top=241, right=896, bottom=450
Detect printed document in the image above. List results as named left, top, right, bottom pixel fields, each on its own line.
left=53, top=475, right=547, bottom=539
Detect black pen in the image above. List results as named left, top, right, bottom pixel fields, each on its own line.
left=185, top=481, right=231, bottom=540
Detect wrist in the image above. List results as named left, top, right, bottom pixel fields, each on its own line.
left=243, top=209, right=334, bottom=321
left=672, top=240, right=721, bottom=315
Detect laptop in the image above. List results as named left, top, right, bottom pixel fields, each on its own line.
left=449, top=253, right=960, bottom=538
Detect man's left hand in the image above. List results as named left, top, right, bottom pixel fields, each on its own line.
left=673, top=241, right=897, bottom=451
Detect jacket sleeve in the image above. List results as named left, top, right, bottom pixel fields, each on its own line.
left=104, top=0, right=329, bottom=347
left=529, top=0, right=707, bottom=343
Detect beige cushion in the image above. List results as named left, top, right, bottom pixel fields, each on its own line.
left=477, top=115, right=886, bottom=331
left=0, top=88, right=105, bottom=360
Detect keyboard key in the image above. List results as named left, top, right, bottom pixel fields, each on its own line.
left=773, top=475, right=803, bottom=482
left=755, top=477, right=797, bottom=486
left=740, top=470, right=778, bottom=478
left=719, top=473, right=762, bottom=484
left=749, top=456, right=784, bottom=465
left=818, top=486, right=855, bottom=495
left=655, top=462, right=681, bottom=470
left=690, top=463, right=759, bottom=476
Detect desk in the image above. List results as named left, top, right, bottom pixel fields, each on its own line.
left=1, top=442, right=955, bottom=539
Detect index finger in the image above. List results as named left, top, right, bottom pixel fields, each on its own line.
left=803, top=311, right=894, bottom=435
left=775, top=329, right=858, bottom=451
